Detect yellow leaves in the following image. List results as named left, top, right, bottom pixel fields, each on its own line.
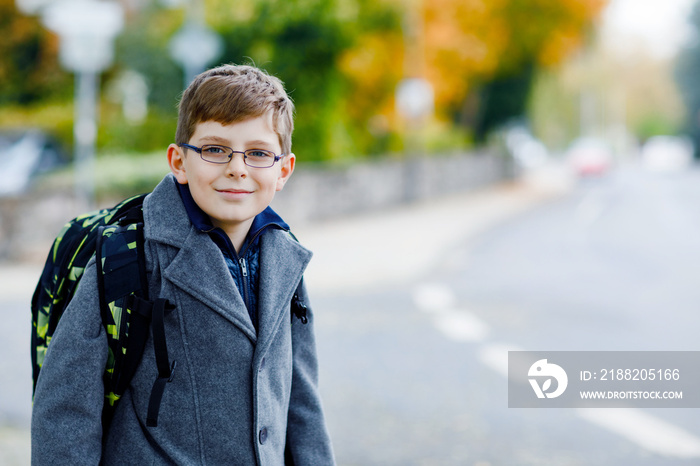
left=420, top=0, right=608, bottom=116
left=538, top=28, right=584, bottom=67
left=339, top=31, right=404, bottom=122
left=340, top=32, right=403, bottom=92
left=422, top=0, right=507, bottom=111
left=423, top=0, right=501, bottom=76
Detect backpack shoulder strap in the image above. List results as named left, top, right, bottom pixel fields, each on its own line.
left=96, top=216, right=176, bottom=428
left=96, top=221, right=149, bottom=408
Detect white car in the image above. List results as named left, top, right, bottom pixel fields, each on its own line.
left=641, top=136, right=693, bottom=172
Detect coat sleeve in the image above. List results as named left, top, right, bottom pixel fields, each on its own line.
left=285, top=281, right=336, bottom=465
left=31, top=257, right=107, bottom=465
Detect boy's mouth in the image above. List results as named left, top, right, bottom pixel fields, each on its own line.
left=216, top=188, right=253, bottom=199
left=217, top=189, right=252, bottom=193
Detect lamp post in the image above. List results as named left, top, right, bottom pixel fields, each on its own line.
left=30, top=0, right=124, bottom=208
left=396, top=0, right=434, bottom=201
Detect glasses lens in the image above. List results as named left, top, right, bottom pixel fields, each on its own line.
left=200, top=145, right=232, bottom=164
left=245, top=150, right=275, bottom=168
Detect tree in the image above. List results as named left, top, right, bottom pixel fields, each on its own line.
left=212, top=0, right=403, bottom=160
left=0, top=0, right=70, bottom=105
left=422, top=0, right=607, bottom=140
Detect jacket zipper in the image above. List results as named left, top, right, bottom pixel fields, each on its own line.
left=235, top=223, right=287, bottom=315
left=238, top=257, right=252, bottom=314
left=221, top=223, right=288, bottom=321
left=239, top=257, right=250, bottom=309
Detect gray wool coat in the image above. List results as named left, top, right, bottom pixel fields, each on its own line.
left=31, top=174, right=335, bottom=465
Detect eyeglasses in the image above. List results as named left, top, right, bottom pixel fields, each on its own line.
left=179, top=143, right=287, bottom=168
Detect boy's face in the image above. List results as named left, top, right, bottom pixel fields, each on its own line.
left=167, top=115, right=295, bottom=239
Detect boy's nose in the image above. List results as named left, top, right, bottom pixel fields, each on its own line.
left=224, top=152, right=248, bottom=177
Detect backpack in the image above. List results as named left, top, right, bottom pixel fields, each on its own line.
left=31, top=193, right=174, bottom=427
left=32, top=193, right=309, bottom=428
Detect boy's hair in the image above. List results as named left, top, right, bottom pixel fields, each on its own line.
left=176, top=64, right=295, bottom=154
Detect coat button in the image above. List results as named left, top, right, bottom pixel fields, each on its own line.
left=259, top=427, right=268, bottom=445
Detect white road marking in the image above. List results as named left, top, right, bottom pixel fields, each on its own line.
left=413, top=283, right=490, bottom=342
left=433, top=311, right=490, bottom=342
left=576, top=408, right=700, bottom=459
left=412, top=283, right=456, bottom=313
left=477, top=343, right=522, bottom=378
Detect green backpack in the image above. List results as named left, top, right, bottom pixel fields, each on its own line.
left=31, top=194, right=175, bottom=427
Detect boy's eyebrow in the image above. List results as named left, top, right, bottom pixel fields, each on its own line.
left=245, top=139, right=277, bottom=148
left=198, top=136, right=277, bottom=149
left=198, top=135, right=232, bottom=145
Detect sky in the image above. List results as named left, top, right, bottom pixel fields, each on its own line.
left=601, top=0, right=697, bottom=58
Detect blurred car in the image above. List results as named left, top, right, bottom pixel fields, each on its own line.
left=0, top=129, right=67, bottom=197
left=641, top=135, right=693, bottom=172
left=566, top=137, right=613, bottom=176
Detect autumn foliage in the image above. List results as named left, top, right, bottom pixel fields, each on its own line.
left=4, top=0, right=607, bottom=158
left=422, top=0, right=607, bottom=118
left=0, top=0, right=69, bottom=105
left=340, top=0, right=607, bottom=143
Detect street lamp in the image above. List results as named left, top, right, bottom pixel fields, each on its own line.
left=165, top=0, right=222, bottom=89
left=169, top=19, right=223, bottom=89
left=395, top=77, right=434, bottom=124
left=24, top=0, right=124, bottom=207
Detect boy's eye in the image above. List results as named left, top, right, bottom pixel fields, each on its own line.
left=246, top=150, right=273, bottom=158
left=203, top=145, right=228, bottom=154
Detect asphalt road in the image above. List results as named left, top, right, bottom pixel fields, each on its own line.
left=314, top=165, right=700, bottom=465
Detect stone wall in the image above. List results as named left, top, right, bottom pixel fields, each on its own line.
left=272, top=150, right=512, bottom=224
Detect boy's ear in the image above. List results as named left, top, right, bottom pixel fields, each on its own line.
left=276, top=153, right=295, bottom=192
left=167, top=143, right=188, bottom=185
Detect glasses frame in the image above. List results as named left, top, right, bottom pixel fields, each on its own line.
left=179, top=143, right=287, bottom=168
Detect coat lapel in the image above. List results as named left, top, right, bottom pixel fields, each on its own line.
left=143, top=174, right=257, bottom=342
left=163, top=228, right=257, bottom=341
left=256, top=229, right=313, bottom=357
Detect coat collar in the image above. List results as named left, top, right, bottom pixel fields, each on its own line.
left=176, top=181, right=289, bottom=257
left=142, top=174, right=312, bottom=347
left=177, top=181, right=290, bottom=236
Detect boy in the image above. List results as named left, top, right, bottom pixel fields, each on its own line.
left=31, top=64, right=336, bottom=465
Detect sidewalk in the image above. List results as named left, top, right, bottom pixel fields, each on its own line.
left=0, top=163, right=571, bottom=465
